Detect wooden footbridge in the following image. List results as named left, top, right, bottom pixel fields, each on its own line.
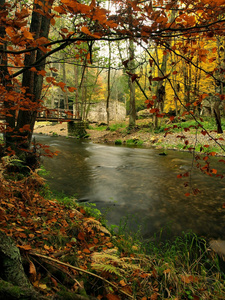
left=36, top=108, right=87, bottom=136
left=0, top=108, right=86, bottom=136
left=36, top=108, right=81, bottom=122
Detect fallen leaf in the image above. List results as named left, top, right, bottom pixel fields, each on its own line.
left=29, top=260, right=37, bottom=282
left=119, top=279, right=126, bottom=286
left=17, top=244, right=32, bottom=251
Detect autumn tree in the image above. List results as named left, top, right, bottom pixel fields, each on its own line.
left=1, top=0, right=225, bottom=159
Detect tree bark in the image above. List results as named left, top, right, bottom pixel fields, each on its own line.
left=128, top=38, right=136, bottom=128
left=0, top=0, right=16, bottom=150
left=0, top=231, right=41, bottom=299
left=14, top=0, right=54, bottom=154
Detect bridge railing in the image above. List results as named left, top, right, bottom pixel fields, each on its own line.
left=37, top=108, right=80, bottom=121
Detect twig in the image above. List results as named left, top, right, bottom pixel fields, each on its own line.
left=30, top=251, right=133, bottom=299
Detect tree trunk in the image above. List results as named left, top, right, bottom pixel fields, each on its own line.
left=62, top=52, right=69, bottom=110
left=0, top=0, right=15, bottom=151
left=128, top=38, right=136, bottom=128
left=13, top=0, right=54, bottom=155
left=0, top=231, right=41, bottom=299
left=106, top=40, right=111, bottom=127
left=74, top=63, right=79, bottom=118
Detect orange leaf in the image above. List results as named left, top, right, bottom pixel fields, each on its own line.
left=78, top=232, right=85, bottom=240
left=17, top=244, right=32, bottom=251
left=81, top=26, right=92, bottom=36
left=30, top=67, right=37, bottom=72
left=69, top=212, right=75, bottom=218
left=44, top=244, right=50, bottom=250
left=211, top=169, right=217, bottom=174
left=68, top=87, right=77, bottom=92
left=209, top=152, right=216, bottom=156
left=29, top=260, right=37, bottom=281
left=23, top=30, right=33, bottom=40
left=119, top=279, right=126, bottom=286
left=79, top=208, right=86, bottom=214
left=185, top=193, right=190, bottom=197
left=50, top=18, right=55, bottom=26
left=46, top=76, right=55, bottom=83
left=37, top=70, right=47, bottom=76
left=83, top=248, right=91, bottom=254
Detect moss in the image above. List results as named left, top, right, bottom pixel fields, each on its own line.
left=115, top=139, right=122, bottom=145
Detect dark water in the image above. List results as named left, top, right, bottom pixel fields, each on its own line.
left=35, top=135, right=225, bottom=240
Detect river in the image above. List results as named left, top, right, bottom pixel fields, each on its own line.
left=35, top=135, right=225, bottom=241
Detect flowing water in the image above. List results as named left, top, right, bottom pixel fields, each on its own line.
left=35, top=135, right=225, bottom=240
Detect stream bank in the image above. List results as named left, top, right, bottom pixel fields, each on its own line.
left=34, top=119, right=225, bottom=156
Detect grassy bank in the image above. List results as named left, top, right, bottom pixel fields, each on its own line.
left=87, top=116, right=225, bottom=155
left=1, top=165, right=225, bottom=299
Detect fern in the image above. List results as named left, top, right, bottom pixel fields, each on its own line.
left=91, top=263, right=122, bottom=277
left=83, top=218, right=111, bottom=236
left=91, top=250, right=142, bottom=278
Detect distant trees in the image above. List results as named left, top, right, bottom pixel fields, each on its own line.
left=1, top=0, right=225, bottom=157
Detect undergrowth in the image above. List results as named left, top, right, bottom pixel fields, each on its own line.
left=0, top=166, right=225, bottom=299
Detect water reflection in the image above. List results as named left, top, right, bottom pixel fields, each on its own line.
left=36, top=135, right=225, bottom=240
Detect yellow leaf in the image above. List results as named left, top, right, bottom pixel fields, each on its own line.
left=119, top=279, right=126, bottom=286
left=39, top=283, right=47, bottom=289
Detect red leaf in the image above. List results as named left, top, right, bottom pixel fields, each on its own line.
left=68, top=87, right=77, bottom=92
left=209, top=152, right=216, bottom=156
left=78, top=232, right=85, bottom=240
left=152, top=74, right=169, bottom=81
left=37, top=70, right=47, bottom=76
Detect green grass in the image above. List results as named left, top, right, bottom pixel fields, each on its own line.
left=115, top=139, right=122, bottom=145
left=89, top=125, right=108, bottom=131
left=155, top=117, right=225, bottom=134
left=107, top=223, right=225, bottom=299
left=88, top=122, right=127, bottom=132
left=126, top=138, right=144, bottom=146
left=109, top=122, right=126, bottom=131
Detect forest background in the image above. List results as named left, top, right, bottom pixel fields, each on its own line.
left=1, top=0, right=225, bottom=299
